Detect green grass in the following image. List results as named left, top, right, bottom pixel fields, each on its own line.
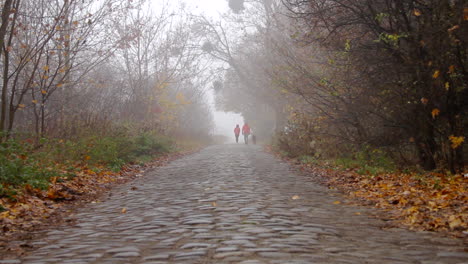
left=0, top=129, right=175, bottom=197
left=0, top=138, right=63, bottom=196
left=296, top=148, right=396, bottom=176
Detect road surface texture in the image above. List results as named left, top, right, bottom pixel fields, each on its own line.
left=2, top=144, right=467, bottom=264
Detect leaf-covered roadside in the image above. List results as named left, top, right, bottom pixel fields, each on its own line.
left=266, top=146, right=467, bottom=238
left=0, top=147, right=199, bottom=255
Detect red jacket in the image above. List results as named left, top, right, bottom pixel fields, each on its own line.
left=242, top=124, right=250, bottom=135
left=234, top=126, right=240, bottom=135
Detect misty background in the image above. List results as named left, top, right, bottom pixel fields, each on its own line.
left=0, top=0, right=466, bottom=172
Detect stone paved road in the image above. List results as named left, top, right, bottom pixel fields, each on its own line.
left=2, top=144, right=467, bottom=264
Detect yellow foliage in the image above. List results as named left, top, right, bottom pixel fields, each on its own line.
left=432, top=70, right=440, bottom=79
left=448, top=135, right=464, bottom=149
left=176, top=92, right=190, bottom=105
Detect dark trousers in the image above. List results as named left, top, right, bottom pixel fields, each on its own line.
left=244, top=134, right=249, bottom=144
left=235, top=134, right=239, bottom=143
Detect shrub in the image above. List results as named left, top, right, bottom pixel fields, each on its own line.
left=0, top=138, right=61, bottom=192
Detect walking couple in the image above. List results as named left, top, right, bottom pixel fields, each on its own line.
left=234, top=123, right=255, bottom=144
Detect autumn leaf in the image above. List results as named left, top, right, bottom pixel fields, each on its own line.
left=447, top=25, right=459, bottom=33
left=18, top=104, right=26, bottom=109
left=448, top=135, right=464, bottom=149
left=431, top=108, right=440, bottom=119
left=43, top=65, right=49, bottom=71
left=333, top=201, right=341, bottom=205
left=432, top=70, right=440, bottom=79
left=445, top=82, right=450, bottom=91
left=413, top=9, right=421, bottom=16
left=211, top=202, right=217, bottom=207
left=121, top=207, right=127, bottom=214
left=41, top=90, right=47, bottom=95
left=448, top=65, right=455, bottom=74
left=32, top=100, right=38, bottom=104
left=448, top=215, right=462, bottom=230
left=464, top=8, right=468, bottom=21
left=420, top=97, right=429, bottom=105
left=291, top=195, right=300, bottom=200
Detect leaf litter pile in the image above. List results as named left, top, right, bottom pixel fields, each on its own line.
left=0, top=150, right=194, bottom=255
left=325, top=169, right=466, bottom=235
left=267, top=148, right=467, bottom=238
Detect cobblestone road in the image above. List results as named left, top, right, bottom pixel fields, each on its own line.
left=2, top=144, right=467, bottom=264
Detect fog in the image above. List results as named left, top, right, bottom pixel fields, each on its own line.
left=2, top=0, right=464, bottom=171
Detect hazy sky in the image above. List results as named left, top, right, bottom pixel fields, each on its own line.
left=183, top=0, right=245, bottom=140
left=150, top=0, right=244, bottom=140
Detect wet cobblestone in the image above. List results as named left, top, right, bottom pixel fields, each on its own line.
left=2, top=144, right=467, bottom=263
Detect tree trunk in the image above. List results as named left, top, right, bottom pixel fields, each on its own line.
left=0, top=0, right=14, bottom=136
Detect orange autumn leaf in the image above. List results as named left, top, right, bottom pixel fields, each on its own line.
left=413, top=9, right=421, bottom=16
left=447, top=25, right=459, bottom=32
left=432, top=70, right=440, bottom=79
left=431, top=108, right=440, bottom=119
left=448, top=135, right=464, bottom=149
left=121, top=207, right=127, bottom=214
left=420, top=97, right=429, bottom=105
left=448, top=65, right=455, bottom=74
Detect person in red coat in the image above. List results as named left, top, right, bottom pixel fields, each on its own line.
left=234, top=124, right=240, bottom=143
left=242, top=123, right=251, bottom=144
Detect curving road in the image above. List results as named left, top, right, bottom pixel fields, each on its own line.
left=2, top=144, right=467, bottom=264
